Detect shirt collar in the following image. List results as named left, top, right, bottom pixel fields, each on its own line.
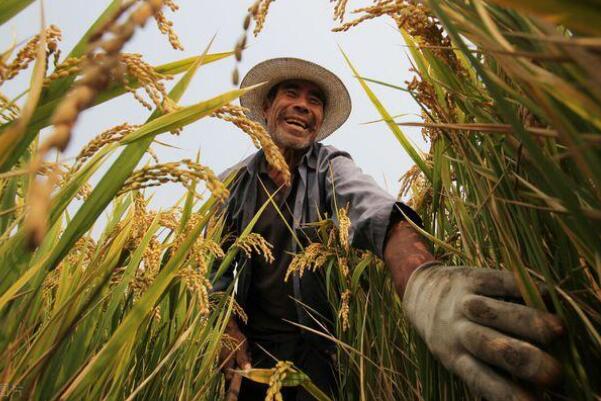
left=246, top=142, right=318, bottom=174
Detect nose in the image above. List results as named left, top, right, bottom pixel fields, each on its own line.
left=292, top=96, right=310, bottom=114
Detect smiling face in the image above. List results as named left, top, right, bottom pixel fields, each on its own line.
left=262, top=79, right=325, bottom=151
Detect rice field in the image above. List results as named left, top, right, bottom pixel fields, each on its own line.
left=0, top=1, right=599, bottom=400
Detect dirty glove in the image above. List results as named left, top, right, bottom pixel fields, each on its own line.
left=403, top=263, right=564, bottom=401
left=219, top=318, right=252, bottom=382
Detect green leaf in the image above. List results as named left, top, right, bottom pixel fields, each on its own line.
left=0, top=0, right=35, bottom=25
left=0, top=40, right=233, bottom=287
left=0, top=51, right=233, bottom=173
left=43, top=0, right=123, bottom=101
left=49, top=48, right=244, bottom=273
left=340, top=48, right=432, bottom=181
left=56, top=196, right=217, bottom=401
left=487, top=0, right=601, bottom=36
left=121, top=85, right=262, bottom=144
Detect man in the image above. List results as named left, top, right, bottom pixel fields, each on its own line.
left=215, top=58, right=563, bottom=401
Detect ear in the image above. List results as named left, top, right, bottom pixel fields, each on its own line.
left=262, top=99, right=272, bottom=121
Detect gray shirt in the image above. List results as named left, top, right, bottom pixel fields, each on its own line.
left=214, top=142, right=421, bottom=348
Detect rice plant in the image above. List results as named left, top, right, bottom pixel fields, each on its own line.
left=0, top=1, right=288, bottom=400
left=324, top=1, right=600, bottom=400
left=1, top=1, right=599, bottom=401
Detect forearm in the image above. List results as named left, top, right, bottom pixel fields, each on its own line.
left=383, top=220, right=435, bottom=297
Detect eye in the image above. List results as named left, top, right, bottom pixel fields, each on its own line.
left=309, top=96, right=323, bottom=106
left=285, top=88, right=298, bottom=97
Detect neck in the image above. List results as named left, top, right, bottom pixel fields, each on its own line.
left=281, top=146, right=304, bottom=170
left=266, top=145, right=307, bottom=188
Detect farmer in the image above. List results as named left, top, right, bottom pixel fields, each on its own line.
left=215, top=58, right=563, bottom=401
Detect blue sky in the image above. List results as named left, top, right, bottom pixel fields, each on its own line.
left=2, top=0, right=426, bottom=211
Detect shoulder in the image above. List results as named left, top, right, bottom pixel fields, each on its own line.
left=312, top=143, right=353, bottom=165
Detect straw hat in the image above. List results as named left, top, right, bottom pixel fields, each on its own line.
left=239, top=57, right=352, bottom=141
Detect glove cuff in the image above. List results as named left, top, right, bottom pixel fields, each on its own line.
left=414, top=260, right=442, bottom=271
left=403, top=260, right=443, bottom=302
left=401, top=260, right=443, bottom=322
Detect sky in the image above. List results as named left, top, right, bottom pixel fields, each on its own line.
left=1, top=0, right=427, bottom=212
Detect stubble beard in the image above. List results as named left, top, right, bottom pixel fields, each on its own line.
left=269, top=126, right=313, bottom=151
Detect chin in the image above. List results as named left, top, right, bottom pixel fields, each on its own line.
left=272, top=130, right=313, bottom=150
left=286, top=138, right=311, bottom=149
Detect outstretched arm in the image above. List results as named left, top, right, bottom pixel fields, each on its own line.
left=383, top=219, right=435, bottom=297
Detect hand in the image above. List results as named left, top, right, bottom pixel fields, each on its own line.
left=219, top=318, right=252, bottom=382
left=403, top=264, right=564, bottom=401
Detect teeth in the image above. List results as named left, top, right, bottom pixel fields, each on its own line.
left=285, top=119, right=306, bottom=128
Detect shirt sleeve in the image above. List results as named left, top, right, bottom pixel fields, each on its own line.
left=323, top=153, right=422, bottom=260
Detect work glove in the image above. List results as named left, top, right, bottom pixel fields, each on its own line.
left=219, top=318, right=252, bottom=382
left=403, top=263, right=564, bottom=401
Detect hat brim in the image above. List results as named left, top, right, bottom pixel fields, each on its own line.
left=239, top=58, right=351, bottom=142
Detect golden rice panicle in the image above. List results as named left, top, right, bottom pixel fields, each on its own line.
left=119, top=162, right=176, bottom=194
left=331, top=1, right=389, bottom=33
left=152, top=0, right=184, bottom=50
left=200, top=238, right=225, bottom=259
left=43, top=56, right=85, bottom=87
left=169, top=213, right=201, bottom=254
left=0, top=91, right=21, bottom=123
left=41, top=267, right=59, bottom=311
left=72, top=123, right=140, bottom=171
left=231, top=295, right=249, bottom=324
left=151, top=305, right=161, bottom=322
left=64, top=236, right=97, bottom=267
left=125, top=193, right=173, bottom=264
left=23, top=0, right=167, bottom=249
left=157, top=209, right=180, bottom=231
left=209, top=292, right=249, bottom=324
left=181, top=159, right=229, bottom=201
left=38, top=0, right=164, bottom=164
left=0, top=24, right=62, bottom=85
left=248, top=0, right=275, bottom=37
left=220, top=332, right=240, bottom=353
left=190, top=238, right=211, bottom=276
left=179, top=265, right=212, bottom=315
left=182, top=237, right=225, bottom=314
left=143, top=236, right=162, bottom=277
left=131, top=237, right=163, bottom=299
left=333, top=1, right=462, bottom=73
left=41, top=160, right=93, bottom=200
left=130, top=192, right=150, bottom=245
left=398, top=163, right=430, bottom=210
left=337, top=205, right=351, bottom=252
left=231, top=9, right=251, bottom=85
left=265, top=361, right=294, bottom=401
left=122, top=204, right=178, bottom=292
left=213, top=104, right=290, bottom=186
left=338, top=289, right=351, bottom=332
left=119, top=160, right=229, bottom=202
left=126, top=196, right=158, bottom=295
left=120, top=53, right=173, bottom=112
left=235, top=233, right=274, bottom=263
left=405, top=75, right=446, bottom=121
left=163, top=0, right=179, bottom=12
left=338, top=256, right=349, bottom=277
left=331, top=0, right=349, bottom=22
left=285, top=243, right=332, bottom=281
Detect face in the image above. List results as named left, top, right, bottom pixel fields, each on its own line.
left=262, top=79, right=325, bottom=151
